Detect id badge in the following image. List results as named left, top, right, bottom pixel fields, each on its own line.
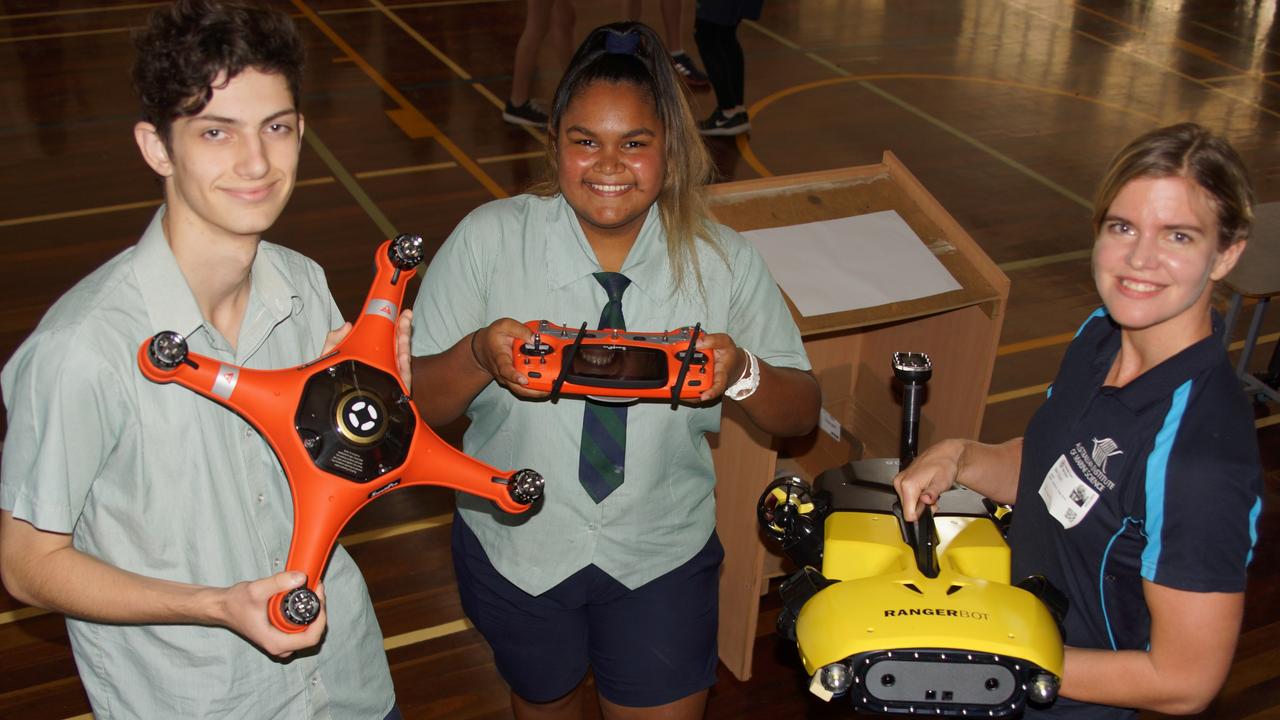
left=1038, top=454, right=1100, bottom=529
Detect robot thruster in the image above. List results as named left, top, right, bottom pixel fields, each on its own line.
left=139, top=234, right=544, bottom=633
left=758, top=353, right=1064, bottom=716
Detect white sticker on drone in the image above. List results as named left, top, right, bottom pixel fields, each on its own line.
left=364, top=298, right=398, bottom=321
left=212, top=365, right=240, bottom=400
left=1038, top=454, right=1099, bottom=529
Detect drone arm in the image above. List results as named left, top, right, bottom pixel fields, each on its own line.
left=334, top=238, right=418, bottom=385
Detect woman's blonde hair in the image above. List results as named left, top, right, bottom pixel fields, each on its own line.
left=1093, top=123, right=1253, bottom=250
left=528, top=21, right=723, bottom=294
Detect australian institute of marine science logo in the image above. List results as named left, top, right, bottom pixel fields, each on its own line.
left=1068, top=437, right=1122, bottom=493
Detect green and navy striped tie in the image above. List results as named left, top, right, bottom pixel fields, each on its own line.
left=578, top=272, right=631, bottom=503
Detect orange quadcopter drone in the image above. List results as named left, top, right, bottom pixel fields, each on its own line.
left=138, top=234, right=544, bottom=634
left=512, top=320, right=713, bottom=406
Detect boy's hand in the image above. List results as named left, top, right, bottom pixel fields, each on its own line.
left=217, top=572, right=327, bottom=658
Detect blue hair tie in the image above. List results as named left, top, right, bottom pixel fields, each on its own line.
left=604, top=30, right=640, bottom=56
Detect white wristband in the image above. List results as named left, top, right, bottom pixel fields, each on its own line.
left=725, top=349, right=760, bottom=401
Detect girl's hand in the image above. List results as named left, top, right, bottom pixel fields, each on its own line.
left=472, top=319, right=550, bottom=399
left=696, top=332, right=745, bottom=402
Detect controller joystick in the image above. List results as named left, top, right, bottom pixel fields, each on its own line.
left=519, top=336, right=554, bottom=357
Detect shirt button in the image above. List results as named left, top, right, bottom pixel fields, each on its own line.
left=311, top=676, right=320, bottom=687
left=257, top=494, right=265, bottom=504
left=244, top=427, right=253, bottom=438
left=274, top=558, right=282, bottom=568
left=587, top=523, right=598, bottom=532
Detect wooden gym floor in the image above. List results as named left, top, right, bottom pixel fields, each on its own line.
left=1, top=1, right=1278, bottom=717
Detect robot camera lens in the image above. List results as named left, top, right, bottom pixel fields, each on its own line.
left=148, top=331, right=189, bottom=369
left=880, top=674, right=895, bottom=687
left=819, top=662, right=852, bottom=695
left=1027, top=673, right=1059, bottom=704
left=984, top=677, right=1000, bottom=691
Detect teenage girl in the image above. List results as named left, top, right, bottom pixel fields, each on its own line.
left=895, top=123, right=1263, bottom=718
left=411, top=21, right=820, bottom=720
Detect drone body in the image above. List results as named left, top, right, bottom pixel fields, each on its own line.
left=139, top=235, right=543, bottom=632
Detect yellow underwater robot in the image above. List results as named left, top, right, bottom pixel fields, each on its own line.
left=757, top=353, right=1065, bottom=716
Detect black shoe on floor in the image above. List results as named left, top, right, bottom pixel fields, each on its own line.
left=671, top=52, right=710, bottom=89
left=503, top=99, right=548, bottom=127
left=698, top=108, right=750, bottom=136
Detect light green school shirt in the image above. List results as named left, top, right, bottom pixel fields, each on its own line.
left=412, top=194, right=810, bottom=595
left=0, top=209, right=394, bottom=719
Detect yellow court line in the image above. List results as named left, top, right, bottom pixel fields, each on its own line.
left=479, top=150, right=545, bottom=165
left=1189, top=17, right=1280, bottom=61
left=987, top=383, right=1051, bottom=405
left=371, top=0, right=473, bottom=81
left=340, top=513, right=453, bottom=546
left=323, top=0, right=513, bottom=15
left=0, top=3, right=163, bottom=21
left=290, top=0, right=507, bottom=200
left=1067, top=0, right=1277, bottom=81
left=2, top=514, right=456, bottom=627
left=0, top=26, right=130, bottom=44
left=383, top=618, right=473, bottom=651
left=0, top=152, right=521, bottom=228
left=0, top=198, right=162, bottom=228
left=0, top=605, right=46, bottom=625
left=738, top=73, right=1158, bottom=202
left=997, top=332, right=1076, bottom=356
left=368, top=0, right=545, bottom=142
left=1006, top=0, right=1280, bottom=124
left=998, top=248, right=1092, bottom=273
left=0, top=0, right=504, bottom=22
left=296, top=177, right=337, bottom=188
left=356, top=161, right=458, bottom=179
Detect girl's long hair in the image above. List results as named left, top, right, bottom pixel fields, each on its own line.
left=529, top=21, right=722, bottom=294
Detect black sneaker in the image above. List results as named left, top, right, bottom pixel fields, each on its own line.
left=671, top=52, right=710, bottom=89
left=698, top=109, right=750, bottom=136
left=503, top=99, right=548, bottom=127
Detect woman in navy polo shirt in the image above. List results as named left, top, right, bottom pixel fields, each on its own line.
left=895, top=123, right=1263, bottom=718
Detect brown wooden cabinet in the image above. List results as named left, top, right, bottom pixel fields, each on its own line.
left=706, top=153, right=1010, bottom=681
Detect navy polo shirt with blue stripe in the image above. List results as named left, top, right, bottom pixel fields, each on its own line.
left=1010, top=309, right=1262, bottom=718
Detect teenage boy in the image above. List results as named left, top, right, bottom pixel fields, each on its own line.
left=0, top=2, right=399, bottom=717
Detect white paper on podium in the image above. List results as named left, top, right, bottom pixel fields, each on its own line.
left=741, top=210, right=961, bottom=317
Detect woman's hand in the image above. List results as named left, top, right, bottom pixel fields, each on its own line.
left=893, top=438, right=1023, bottom=520
left=695, top=332, right=744, bottom=402
left=472, top=319, right=550, bottom=399
left=892, top=439, right=965, bottom=521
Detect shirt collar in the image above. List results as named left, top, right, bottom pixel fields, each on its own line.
left=132, top=206, right=299, bottom=345
left=544, top=196, right=669, bottom=303
left=1097, top=310, right=1228, bottom=412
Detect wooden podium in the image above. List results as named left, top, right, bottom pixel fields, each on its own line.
left=706, top=153, right=1010, bottom=681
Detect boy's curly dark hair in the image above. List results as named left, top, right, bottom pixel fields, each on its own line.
left=131, top=0, right=305, bottom=141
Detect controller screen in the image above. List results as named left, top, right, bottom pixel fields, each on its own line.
left=568, top=345, right=669, bottom=388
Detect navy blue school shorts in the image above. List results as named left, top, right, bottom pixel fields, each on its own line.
left=451, top=516, right=723, bottom=707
